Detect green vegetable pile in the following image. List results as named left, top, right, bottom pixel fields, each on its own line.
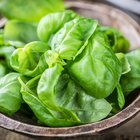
left=0, top=0, right=140, bottom=127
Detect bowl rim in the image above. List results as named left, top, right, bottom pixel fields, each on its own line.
left=0, top=1, right=140, bottom=138
left=0, top=95, right=139, bottom=137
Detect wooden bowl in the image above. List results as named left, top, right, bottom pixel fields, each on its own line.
left=0, top=1, right=140, bottom=138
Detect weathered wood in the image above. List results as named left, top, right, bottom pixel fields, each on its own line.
left=0, top=0, right=140, bottom=138
left=0, top=113, right=140, bottom=140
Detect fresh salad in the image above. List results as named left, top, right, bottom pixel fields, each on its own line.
left=0, top=0, right=139, bottom=127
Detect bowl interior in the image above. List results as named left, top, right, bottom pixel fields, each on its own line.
left=0, top=1, right=140, bottom=137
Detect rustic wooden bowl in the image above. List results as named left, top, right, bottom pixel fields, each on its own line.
left=0, top=1, right=140, bottom=138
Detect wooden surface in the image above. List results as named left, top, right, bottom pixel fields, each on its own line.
left=0, top=113, right=140, bottom=140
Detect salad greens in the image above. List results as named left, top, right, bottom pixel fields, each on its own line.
left=50, top=18, right=98, bottom=60
left=38, top=10, right=78, bottom=42
left=121, top=49, right=140, bottom=96
left=0, top=73, right=22, bottom=115
left=0, top=0, right=64, bottom=22
left=10, top=41, right=50, bottom=77
left=67, top=32, right=122, bottom=98
left=4, top=20, right=38, bottom=46
left=0, top=4, right=139, bottom=127
left=100, top=26, right=130, bottom=53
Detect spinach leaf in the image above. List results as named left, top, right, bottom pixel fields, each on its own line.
left=0, top=30, right=14, bottom=74
left=68, top=32, right=122, bottom=98
left=37, top=10, right=78, bottom=42
left=25, top=75, right=41, bottom=94
left=37, top=60, right=112, bottom=124
left=37, top=63, right=80, bottom=122
left=116, top=53, right=131, bottom=75
left=0, top=0, right=64, bottom=22
left=56, top=74, right=112, bottom=123
left=0, top=46, right=15, bottom=68
left=19, top=76, right=81, bottom=127
left=10, top=41, right=50, bottom=77
left=0, top=29, right=4, bottom=46
left=50, top=18, right=98, bottom=60
left=0, top=73, right=22, bottom=115
left=0, top=10, right=133, bottom=126
left=37, top=62, right=112, bottom=124
left=107, top=84, right=125, bottom=114
left=0, top=63, right=6, bottom=77
left=121, top=49, right=140, bottom=96
left=100, top=27, right=130, bottom=53
left=37, top=63, right=63, bottom=108
left=4, top=20, right=38, bottom=46
left=116, top=84, right=125, bottom=109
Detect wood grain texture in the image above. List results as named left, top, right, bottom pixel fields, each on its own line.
left=0, top=114, right=140, bottom=140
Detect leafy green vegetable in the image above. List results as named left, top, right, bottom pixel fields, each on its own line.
left=50, top=18, right=98, bottom=60
left=37, top=10, right=78, bottom=42
left=68, top=32, right=122, bottom=98
left=100, top=26, right=130, bottom=53
left=0, top=0, right=64, bottom=22
left=107, top=84, right=125, bottom=114
left=0, top=29, right=4, bottom=46
left=37, top=63, right=80, bottom=122
left=121, top=49, right=140, bottom=96
left=0, top=9, right=135, bottom=127
left=37, top=61, right=112, bottom=124
left=0, top=63, right=6, bottom=77
left=0, top=73, right=22, bottom=115
left=19, top=76, right=81, bottom=127
left=56, top=74, right=112, bottom=123
left=4, top=20, right=38, bottom=46
left=0, top=45, right=15, bottom=62
left=0, top=45, right=15, bottom=75
left=116, top=53, right=131, bottom=75
left=10, top=41, right=50, bottom=77
left=116, top=84, right=125, bottom=109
